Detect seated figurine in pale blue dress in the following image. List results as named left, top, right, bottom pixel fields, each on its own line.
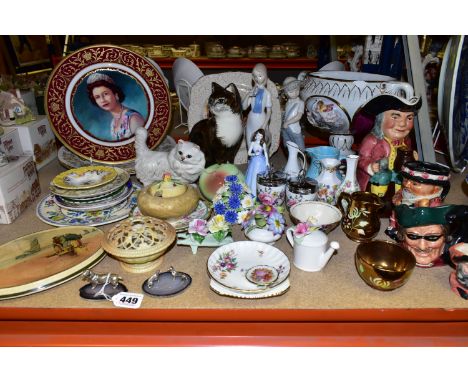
left=245, top=129, right=270, bottom=197
left=281, top=76, right=305, bottom=152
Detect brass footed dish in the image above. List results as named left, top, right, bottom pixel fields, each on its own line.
left=102, top=216, right=176, bottom=273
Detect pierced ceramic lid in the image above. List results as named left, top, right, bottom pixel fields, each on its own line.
left=102, top=216, right=176, bottom=258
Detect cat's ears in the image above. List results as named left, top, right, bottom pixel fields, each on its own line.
left=225, top=83, right=238, bottom=94
left=211, top=82, right=240, bottom=96
left=211, top=82, right=223, bottom=93
left=178, top=139, right=200, bottom=150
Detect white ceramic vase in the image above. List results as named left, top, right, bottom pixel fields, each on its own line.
left=316, top=158, right=342, bottom=205
left=337, top=154, right=360, bottom=198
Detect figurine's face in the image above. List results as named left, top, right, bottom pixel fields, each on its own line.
left=402, top=224, right=445, bottom=266
left=286, top=87, right=300, bottom=99
left=252, top=68, right=267, bottom=86
left=381, top=110, right=415, bottom=141
left=402, top=178, right=441, bottom=197
left=92, top=86, right=119, bottom=111
left=255, top=132, right=263, bottom=141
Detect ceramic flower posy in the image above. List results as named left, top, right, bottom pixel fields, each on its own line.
left=293, top=219, right=319, bottom=238
left=212, top=175, right=255, bottom=221
left=238, top=190, right=286, bottom=236
left=188, top=217, right=230, bottom=243
left=189, top=175, right=255, bottom=243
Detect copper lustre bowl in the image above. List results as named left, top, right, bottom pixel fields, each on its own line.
left=355, top=240, right=416, bottom=291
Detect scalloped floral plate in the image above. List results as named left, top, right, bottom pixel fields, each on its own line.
left=210, top=277, right=290, bottom=299
left=207, top=241, right=290, bottom=293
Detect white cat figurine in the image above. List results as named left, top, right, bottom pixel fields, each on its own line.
left=134, top=127, right=206, bottom=186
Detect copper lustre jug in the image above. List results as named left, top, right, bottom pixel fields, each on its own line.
left=337, top=191, right=384, bottom=242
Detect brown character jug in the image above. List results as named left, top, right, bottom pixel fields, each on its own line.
left=337, top=191, right=384, bottom=242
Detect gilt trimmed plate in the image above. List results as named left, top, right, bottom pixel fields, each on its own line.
left=52, top=165, right=117, bottom=190
left=207, top=241, right=290, bottom=293
left=45, top=44, right=172, bottom=164
left=0, top=226, right=105, bottom=300
left=50, top=167, right=130, bottom=199
left=209, top=277, right=290, bottom=299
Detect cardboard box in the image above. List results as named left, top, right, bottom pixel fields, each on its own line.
left=0, top=155, right=41, bottom=224
left=0, top=126, right=23, bottom=156
left=14, top=116, right=57, bottom=170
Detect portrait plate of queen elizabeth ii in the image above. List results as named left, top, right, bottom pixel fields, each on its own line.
left=45, top=44, right=171, bottom=164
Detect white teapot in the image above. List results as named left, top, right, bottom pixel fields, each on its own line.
left=286, top=228, right=339, bottom=272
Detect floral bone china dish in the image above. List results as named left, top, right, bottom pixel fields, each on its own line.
left=207, top=241, right=290, bottom=295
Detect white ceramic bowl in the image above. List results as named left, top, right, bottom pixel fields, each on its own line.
left=289, top=201, right=342, bottom=233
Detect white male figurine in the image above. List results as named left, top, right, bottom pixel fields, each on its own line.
left=281, top=77, right=305, bottom=152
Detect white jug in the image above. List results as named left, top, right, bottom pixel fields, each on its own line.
left=286, top=228, right=339, bottom=272
left=283, top=141, right=306, bottom=179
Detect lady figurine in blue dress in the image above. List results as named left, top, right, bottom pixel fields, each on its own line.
left=245, top=129, right=269, bottom=196
left=243, top=63, right=272, bottom=148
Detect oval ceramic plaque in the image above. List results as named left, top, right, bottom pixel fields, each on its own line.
left=0, top=226, right=105, bottom=300
left=45, top=44, right=172, bottom=164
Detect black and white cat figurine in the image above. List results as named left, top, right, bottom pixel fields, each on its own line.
left=189, top=82, right=243, bottom=166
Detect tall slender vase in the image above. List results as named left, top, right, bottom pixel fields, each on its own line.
left=337, top=154, right=360, bottom=198
left=316, top=158, right=342, bottom=205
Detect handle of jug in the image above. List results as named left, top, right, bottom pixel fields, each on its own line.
left=286, top=227, right=295, bottom=247
left=336, top=192, right=351, bottom=215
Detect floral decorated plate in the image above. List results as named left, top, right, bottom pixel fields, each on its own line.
left=209, top=277, right=290, bottom=299
left=36, top=191, right=137, bottom=227
left=50, top=167, right=130, bottom=199
left=133, top=199, right=211, bottom=232
left=0, top=226, right=105, bottom=300
left=45, top=44, right=171, bottom=164
left=51, top=165, right=117, bottom=190
left=207, top=241, right=290, bottom=293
